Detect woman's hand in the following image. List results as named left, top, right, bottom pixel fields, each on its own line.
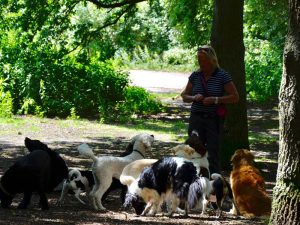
left=203, top=97, right=216, bottom=105
left=194, top=94, right=204, bottom=102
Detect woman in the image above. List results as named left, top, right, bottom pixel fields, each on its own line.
left=181, top=45, right=239, bottom=174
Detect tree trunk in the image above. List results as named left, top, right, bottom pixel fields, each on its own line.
left=270, top=0, right=300, bottom=224
left=210, top=0, right=249, bottom=168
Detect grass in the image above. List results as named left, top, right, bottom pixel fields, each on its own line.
left=122, top=62, right=195, bottom=73
left=249, top=132, right=278, bottom=145
left=0, top=94, right=279, bottom=152
left=0, top=115, right=187, bottom=142
left=117, top=118, right=187, bottom=140
left=153, top=93, right=180, bottom=100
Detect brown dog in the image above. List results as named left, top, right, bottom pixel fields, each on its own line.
left=230, top=149, right=271, bottom=218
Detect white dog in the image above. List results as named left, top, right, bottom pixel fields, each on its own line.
left=78, top=133, right=154, bottom=210
left=120, top=159, right=158, bottom=187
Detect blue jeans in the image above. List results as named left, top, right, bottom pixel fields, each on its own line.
left=188, top=112, right=224, bottom=174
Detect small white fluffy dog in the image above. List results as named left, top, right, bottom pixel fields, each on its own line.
left=78, top=133, right=154, bottom=210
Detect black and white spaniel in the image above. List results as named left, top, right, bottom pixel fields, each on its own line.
left=124, top=157, right=212, bottom=216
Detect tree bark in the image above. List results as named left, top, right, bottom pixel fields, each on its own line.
left=210, top=0, right=249, bottom=167
left=270, top=0, right=300, bottom=224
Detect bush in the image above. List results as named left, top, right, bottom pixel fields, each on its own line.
left=122, top=86, right=163, bottom=115
left=245, top=39, right=282, bottom=102
left=0, top=79, right=13, bottom=118
left=114, top=46, right=196, bottom=72
left=162, top=47, right=194, bottom=65
left=0, top=45, right=163, bottom=120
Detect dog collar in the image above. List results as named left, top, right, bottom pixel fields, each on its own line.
left=0, top=181, right=14, bottom=197
left=190, top=157, right=202, bottom=160
left=133, top=149, right=145, bottom=158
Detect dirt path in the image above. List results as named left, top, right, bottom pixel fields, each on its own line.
left=129, top=70, right=189, bottom=93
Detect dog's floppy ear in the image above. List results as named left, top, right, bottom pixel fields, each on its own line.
left=231, top=149, right=254, bottom=166
left=141, top=135, right=154, bottom=149
left=184, top=145, right=195, bottom=156
left=185, top=133, right=206, bottom=157
left=231, top=149, right=242, bottom=164
left=123, top=192, right=135, bottom=210
left=244, top=149, right=255, bottom=163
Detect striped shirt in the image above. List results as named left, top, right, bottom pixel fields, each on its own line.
left=189, top=68, right=232, bottom=113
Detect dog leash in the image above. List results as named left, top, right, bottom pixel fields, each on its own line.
left=0, top=181, right=14, bottom=197
left=133, top=149, right=145, bottom=158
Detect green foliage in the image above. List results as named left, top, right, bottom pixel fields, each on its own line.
left=0, top=0, right=289, bottom=116
left=244, top=0, right=288, bottom=102
left=122, top=86, right=164, bottom=115
left=0, top=1, right=165, bottom=120
left=162, top=47, right=195, bottom=65
left=0, top=79, right=13, bottom=118
left=115, top=45, right=197, bottom=72
left=67, top=107, right=80, bottom=120
left=245, top=39, right=283, bottom=102
left=165, top=0, right=213, bottom=47
left=115, top=1, right=172, bottom=53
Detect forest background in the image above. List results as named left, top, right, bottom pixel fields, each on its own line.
left=0, top=0, right=287, bottom=120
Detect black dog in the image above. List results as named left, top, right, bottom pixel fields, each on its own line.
left=0, top=137, right=68, bottom=210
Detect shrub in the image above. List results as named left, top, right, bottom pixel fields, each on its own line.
left=114, top=86, right=164, bottom=120
left=245, top=39, right=282, bottom=102
left=162, top=47, right=194, bottom=65
left=0, top=79, right=13, bottom=118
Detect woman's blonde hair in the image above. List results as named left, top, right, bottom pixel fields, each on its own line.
left=197, top=45, right=220, bottom=68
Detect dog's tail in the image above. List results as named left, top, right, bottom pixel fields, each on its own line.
left=78, top=143, right=97, bottom=162
left=211, top=173, right=223, bottom=180
left=211, top=173, right=233, bottom=198
left=187, top=176, right=211, bottom=209
left=120, top=175, right=135, bottom=186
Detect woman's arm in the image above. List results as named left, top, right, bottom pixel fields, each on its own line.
left=181, top=81, right=203, bottom=103
left=221, top=81, right=239, bottom=104
left=202, top=81, right=239, bottom=105
left=181, top=81, right=194, bottom=103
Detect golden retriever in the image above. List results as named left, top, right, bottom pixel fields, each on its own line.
left=230, top=149, right=271, bottom=218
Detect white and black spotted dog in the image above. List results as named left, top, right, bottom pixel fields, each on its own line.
left=78, top=133, right=154, bottom=210
left=209, top=173, right=238, bottom=217
left=57, top=168, right=94, bottom=205
left=57, top=168, right=125, bottom=205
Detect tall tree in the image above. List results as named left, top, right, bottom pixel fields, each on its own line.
left=270, top=0, right=300, bottom=224
left=211, top=0, right=249, bottom=166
